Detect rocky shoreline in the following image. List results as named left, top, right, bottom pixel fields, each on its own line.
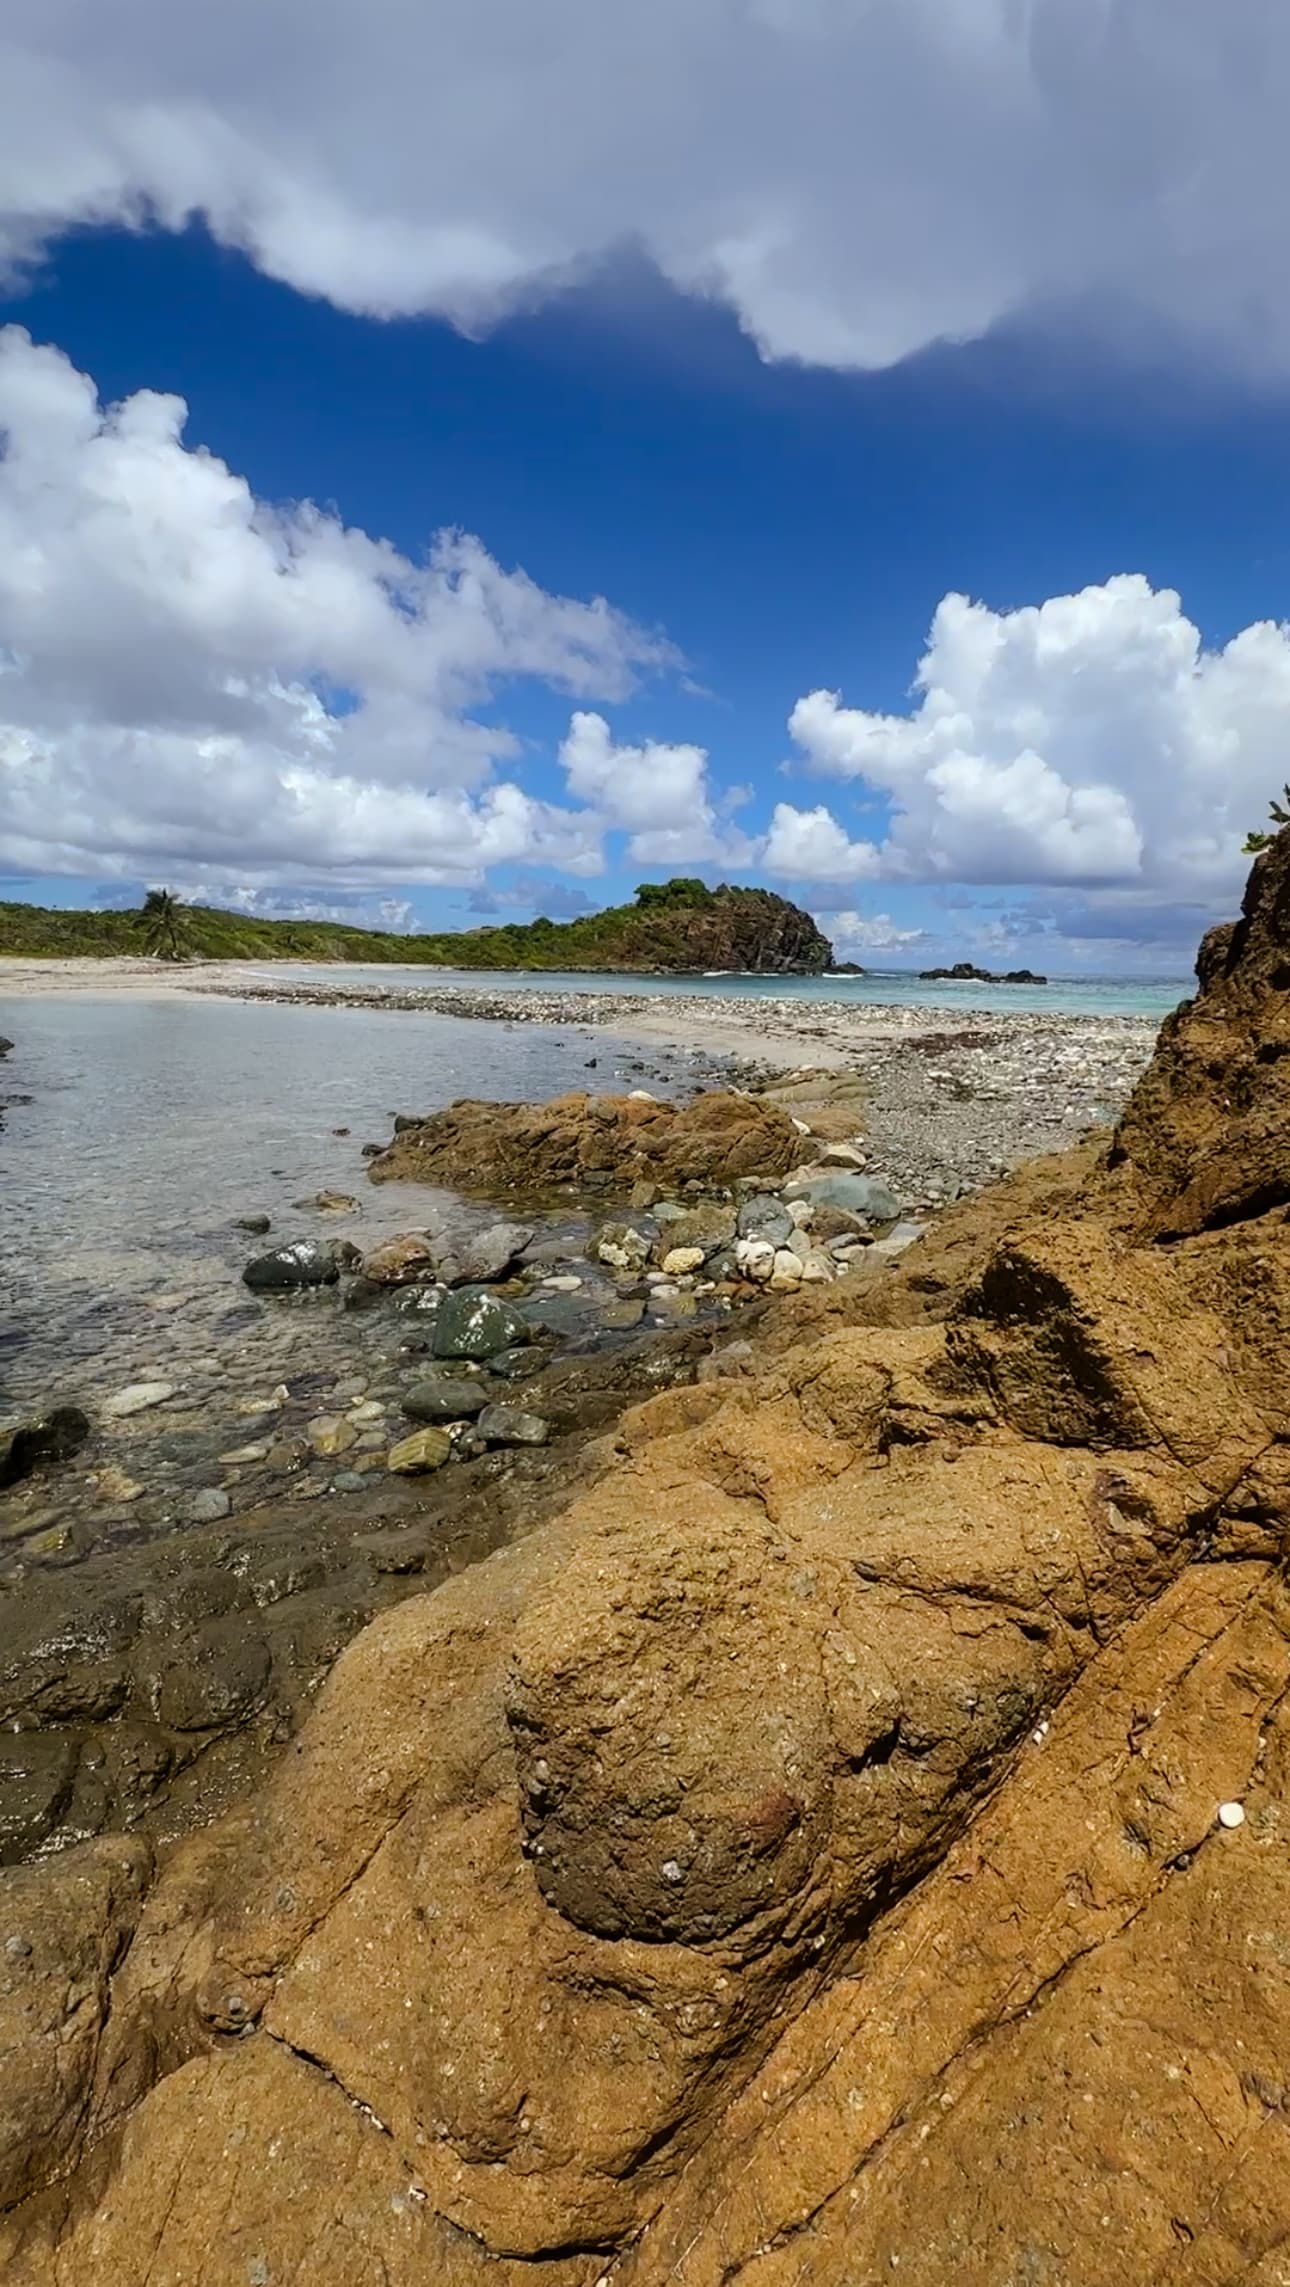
left=187, top=970, right=1162, bottom=1203
left=11, top=919, right=1258, bottom=2283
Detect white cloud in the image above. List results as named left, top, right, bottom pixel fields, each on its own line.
left=558, top=710, right=752, bottom=867
left=0, top=327, right=672, bottom=885
left=1, top=5, right=1289, bottom=376
left=761, top=801, right=883, bottom=883
left=821, top=910, right=928, bottom=956
left=787, top=576, right=1290, bottom=898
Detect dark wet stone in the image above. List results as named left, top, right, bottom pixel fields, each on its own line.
left=0, top=1407, right=91, bottom=1491
left=0, top=1733, right=78, bottom=1864
left=432, top=1288, right=532, bottom=1361
left=242, top=1240, right=338, bottom=1291
left=149, top=1623, right=272, bottom=1732
left=402, top=1378, right=490, bottom=1424
left=360, top=1142, right=384, bottom=1158
left=342, top=1277, right=386, bottom=1313
left=601, top=1298, right=646, bottom=1330
left=476, top=1404, right=550, bottom=1448
left=353, top=1529, right=430, bottom=1575
left=488, top=1346, right=547, bottom=1381
left=232, top=1213, right=272, bottom=1235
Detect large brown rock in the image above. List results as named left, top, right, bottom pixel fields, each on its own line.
left=369, top=1087, right=802, bottom=1195
left=14, top=843, right=1290, bottom=2284
left=1112, top=822, right=1290, bottom=1235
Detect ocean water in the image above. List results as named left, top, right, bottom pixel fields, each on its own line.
left=0, top=992, right=689, bottom=1421
left=243, top=962, right=1190, bottom=1022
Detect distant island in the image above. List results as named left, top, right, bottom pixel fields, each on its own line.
left=919, top=961, right=1048, bottom=986
left=0, top=878, right=837, bottom=976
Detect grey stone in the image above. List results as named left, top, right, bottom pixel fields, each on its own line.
left=736, top=1194, right=796, bottom=1248
left=232, top=1213, right=271, bottom=1234
left=402, top=1378, right=490, bottom=1424
left=182, top=1488, right=232, bottom=1524
left=476, top=1405, right=551, bottom=1448
left=438, top=1221, right=534, bottom=1286
left=784, top=1172, right=902, bottom=1223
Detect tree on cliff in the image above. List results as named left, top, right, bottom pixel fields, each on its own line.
left=1244, top=787, right=1290, bottom=853
left=134, top=887, right=191, bottom=961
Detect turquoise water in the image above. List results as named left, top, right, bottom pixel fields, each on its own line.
left=246, top=962, right=1190, bottom=1022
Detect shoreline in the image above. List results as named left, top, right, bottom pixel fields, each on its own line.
left=0, top=955, right=1164, bottom=1200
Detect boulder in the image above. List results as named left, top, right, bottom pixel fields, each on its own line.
left=242, top=1240, right=339, bottom=1291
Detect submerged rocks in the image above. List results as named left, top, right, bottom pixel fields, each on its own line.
left=369, top=1086, right=802, bottom=1196
left=432, top=1287, right=532, bottom=1362
left=100, top=1382, right=175, bottom=1420
left=242, top=1240, right=339, bottom=1292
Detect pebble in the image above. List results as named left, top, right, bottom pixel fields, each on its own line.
left=1217, top=1801, right=1246, bottom=1829
left=217, top=1443, right=270, bottom=1465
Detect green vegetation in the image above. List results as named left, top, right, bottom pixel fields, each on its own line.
left=0, top=878, right=835, bottom=974
left=133, top=888, right=192, bottom=961
left=1245, top=787, right=1290, bottom=855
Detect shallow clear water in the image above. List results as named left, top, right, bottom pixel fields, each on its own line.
left=0, top=992, right=688, bottom=1420
left=242, top=961, right=1190, bottom=1021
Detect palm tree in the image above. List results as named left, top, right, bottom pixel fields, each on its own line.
left=134, top=888, right=190, bottom=962
left=1245, top=787, right=1290, bottom=855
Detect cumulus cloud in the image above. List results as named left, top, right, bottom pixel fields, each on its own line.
left=558, top=711, right=752, bottom=867
left=1, top=4, right=1289, bottom=375
left=821, top=911, right=928, bottom=957
left=761, top=802, right=882, bottom=883
left=787, top=576, right=1290, bottom=900
left=0, top=327, right=672, bottom=885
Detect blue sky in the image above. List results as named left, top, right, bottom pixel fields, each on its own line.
left=2, top=5, right=1290, bottom=973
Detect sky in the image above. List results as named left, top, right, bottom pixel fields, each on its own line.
left=2, top=4, right=1290, bottom=974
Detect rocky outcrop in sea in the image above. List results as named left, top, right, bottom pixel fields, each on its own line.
left=9, top=836, right=1290, bottom=2281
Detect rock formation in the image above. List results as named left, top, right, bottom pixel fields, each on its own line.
left=370, top=1086, right=804, bottom=1195
left=8, top=836, right=1290, bottom=2283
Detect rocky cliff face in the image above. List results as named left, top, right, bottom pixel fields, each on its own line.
left=8, top=841, right=1290, bottom=2285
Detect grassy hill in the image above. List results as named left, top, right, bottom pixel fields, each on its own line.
left=0, top=880, right=837, bottom=974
